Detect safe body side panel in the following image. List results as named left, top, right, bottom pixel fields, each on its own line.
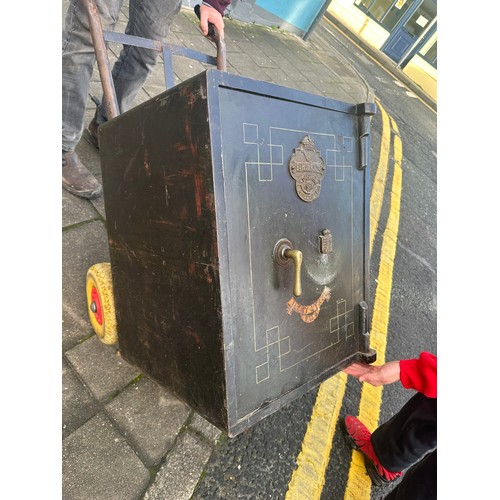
left=99, top=72, right=229, bottom=430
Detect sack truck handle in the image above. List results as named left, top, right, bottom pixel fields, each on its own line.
left=81, top=0, right=227, bottom=121
left=194, top=4, right=227, bottom=72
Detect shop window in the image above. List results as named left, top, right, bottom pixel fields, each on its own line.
left=355, top=0, right=415, bottom=31
left=420, top=37, right=437, bottom=68
left=404, top=0, right=436, bottom=37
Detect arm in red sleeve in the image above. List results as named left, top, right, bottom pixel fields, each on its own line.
left=203, top=1, right=231, bottom=16
left=399, top=352, right=437, bottom=398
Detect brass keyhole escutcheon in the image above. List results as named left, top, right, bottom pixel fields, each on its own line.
left=274, top=239, right=303, bottom=297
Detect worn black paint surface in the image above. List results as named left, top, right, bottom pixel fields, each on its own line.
left=99, top=69, right=375, bottom=436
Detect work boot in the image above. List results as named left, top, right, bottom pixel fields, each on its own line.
left=84, top=112, right=100, bottom=149
left=62, top=150, right=102, bottom=199
left=341, top=415, right=402, bottom=487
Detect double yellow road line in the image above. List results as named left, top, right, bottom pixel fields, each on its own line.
left=285, top=100, right=403, bottom=500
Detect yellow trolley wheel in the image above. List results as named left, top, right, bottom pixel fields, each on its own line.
left=86, top=263, right=118, bottom=345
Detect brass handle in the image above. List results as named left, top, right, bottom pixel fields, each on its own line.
left=283, top=248, right=303, bottom=297
left=274, top=239, right=303, bottom=297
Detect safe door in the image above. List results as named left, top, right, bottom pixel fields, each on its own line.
left=210, top=75, right=376, bottom=435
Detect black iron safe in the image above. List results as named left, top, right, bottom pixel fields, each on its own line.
left=99, top=69, right=376, bottom=437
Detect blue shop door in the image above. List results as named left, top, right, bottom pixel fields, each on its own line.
left=382, top=0, right=436, bottom=62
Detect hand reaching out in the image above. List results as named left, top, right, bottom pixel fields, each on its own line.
left=344, top=361, right=401, bottom=387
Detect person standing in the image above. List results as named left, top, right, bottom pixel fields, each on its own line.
left=62, top=0, right=230, bottom=199
left=342, top=351, right=437, bottom=499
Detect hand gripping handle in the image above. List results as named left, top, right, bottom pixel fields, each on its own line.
left=194, top=4, right=227, bottom=71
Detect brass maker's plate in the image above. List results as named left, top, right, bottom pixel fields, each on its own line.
left=288, top=135, right=326, bottom=202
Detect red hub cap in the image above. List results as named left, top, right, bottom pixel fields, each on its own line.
left=90, top=286, right=103, bottom=325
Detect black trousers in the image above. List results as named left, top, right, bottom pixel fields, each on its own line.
left=371, top=392, right=437, bottom=500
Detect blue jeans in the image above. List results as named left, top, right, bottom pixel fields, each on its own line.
left=62, top=0, right=182, bottom=152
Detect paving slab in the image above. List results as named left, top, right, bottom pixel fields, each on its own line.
left=65, top=336, right=141, bottom=402
left=62, top=358, right=101, bottom=440
left=105, top=377, right=191, bottom=467
left=62, top=221, right=109, bottom=351
left=143, top=431, right=213, bottom=500
left=187, top=412, right=223, bottom=446
left=62, top=413, right=150, bottom=500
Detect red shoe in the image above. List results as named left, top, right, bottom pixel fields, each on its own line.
left=341, top=415, right=402, bottom=487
